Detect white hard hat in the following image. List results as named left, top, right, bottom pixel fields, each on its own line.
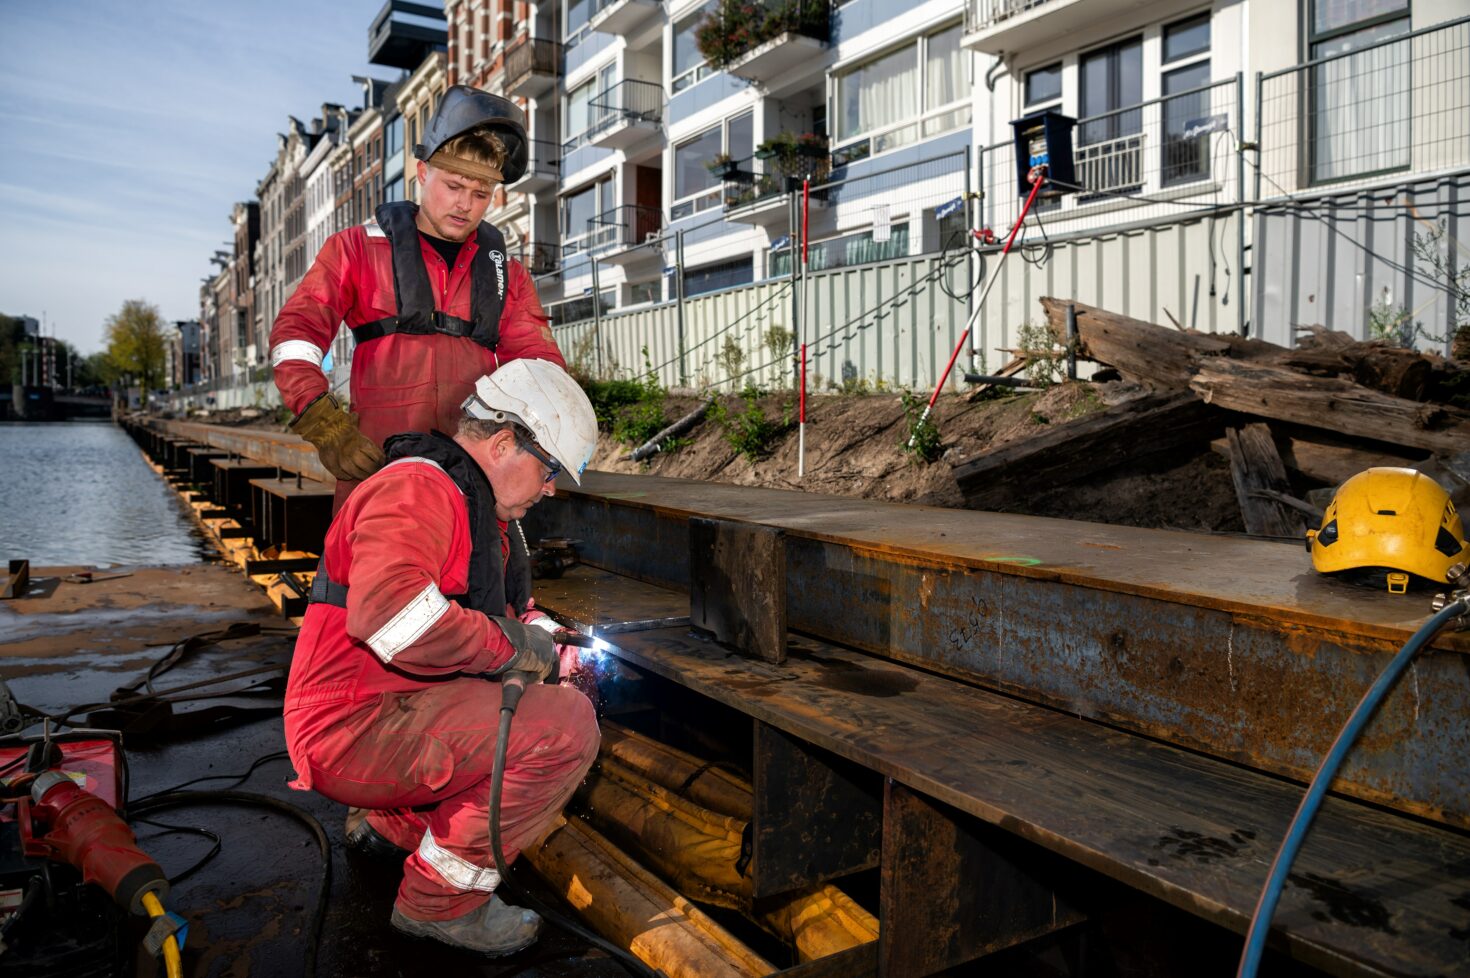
left=461, top=359, right=598, bottom=484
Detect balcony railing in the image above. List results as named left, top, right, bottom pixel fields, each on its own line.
left=511, top=139, right=561, bottom=190
left=696, top=0, right=831, bottom=72
left=515, top=241, right=562, bottom=277
left=505, top=36, right=562, bottom=96
left=590, top=204, right=663, bottom=252
left=590, top=79, right=663, bottom=131
left=964, top=0, right=1052, bottom=34
left=564, top=80, right=666, bottom=153
left=980, top=77, right=1238, bottom=230
left=1258, top=15, right=1469, bottom=194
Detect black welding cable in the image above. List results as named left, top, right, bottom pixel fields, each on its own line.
left=0, top=874, right=42, bottom=943
left=488, top=694, right=663, bottom=978
left=132, top=817, right=223, bottom=885
left=128, top=790, right=330, bottom=978
left=130, top=750, right=291, bottom=805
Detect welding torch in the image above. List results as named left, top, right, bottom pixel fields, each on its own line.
left=489, top=625, right=661, bottom=978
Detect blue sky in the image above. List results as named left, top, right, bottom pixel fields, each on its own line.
left=0, top=1, right=399, bottom=353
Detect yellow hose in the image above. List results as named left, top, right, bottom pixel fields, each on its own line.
left=141, top=890, right=184, bottom=978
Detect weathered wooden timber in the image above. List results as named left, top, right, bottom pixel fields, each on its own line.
left=1224, top=423, right=1308, bottom=537
left=952, top=391, right=1222, bottom=509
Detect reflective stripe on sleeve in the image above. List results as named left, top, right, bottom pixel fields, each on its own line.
left=365, top=582, right=450, bottom=662
left=417, top=829, right=500, bottom=892
left=270, top=340, right=325, bottom=368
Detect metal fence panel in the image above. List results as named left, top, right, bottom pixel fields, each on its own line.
left=1251, top=172, right=1470, bottom=352
left=1257, top=17, right=1470, bottom=199
left=974, top=213, right=1242, bottom=370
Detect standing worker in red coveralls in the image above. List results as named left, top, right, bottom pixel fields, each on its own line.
left=284, top=359, right=599, bottom=956
left=269, top=86, right=564, bottom=510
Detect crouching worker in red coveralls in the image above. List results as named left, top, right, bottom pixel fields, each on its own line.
left=283, top=357, right=600, bottom=956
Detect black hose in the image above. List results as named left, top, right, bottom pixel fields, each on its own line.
left=1236, top=597, right=1467, bottom=976
left=0, top=874, right=43, bottom=942
left=488, top=687, right=662, bottom=978
left=128, top=790, right=331, bottom=978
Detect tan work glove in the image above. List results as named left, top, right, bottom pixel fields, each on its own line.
left=290, top=393, right=385, bottom=481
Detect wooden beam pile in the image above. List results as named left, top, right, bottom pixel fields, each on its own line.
left=953, top=299, right=1469, bottom=533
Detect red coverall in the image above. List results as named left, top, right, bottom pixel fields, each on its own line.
left=269, top=222, right=565, bottom=508
left=283, top=459, right=598, bottom=920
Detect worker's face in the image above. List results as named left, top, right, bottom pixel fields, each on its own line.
left=471, top=429, right=558, bottom=521
left=416, top=161, right=495, bottom=242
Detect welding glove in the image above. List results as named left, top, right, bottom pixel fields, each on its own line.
left=490, top=616, right=559, bottom=683
left=290, top=392, right=385, bottom=482
left=521, top=607, right=582, bottom=680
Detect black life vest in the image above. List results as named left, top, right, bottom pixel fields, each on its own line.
left=349, top=201, right=509, bottom=353
left=309, top=430, right=531, bottom=616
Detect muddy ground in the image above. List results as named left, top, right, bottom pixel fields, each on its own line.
left=590, top=381, right=1249, bottom=534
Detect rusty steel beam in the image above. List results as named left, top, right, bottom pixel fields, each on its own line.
left=147, top=419, right=332, bottom=484
left=524, top=472, right=1470, bottom=828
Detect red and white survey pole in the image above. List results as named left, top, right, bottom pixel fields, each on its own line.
left=908, top=168, right=1047, bottom=448
left=799, top=177, right=811, bottom=479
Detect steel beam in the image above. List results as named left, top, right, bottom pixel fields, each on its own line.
left=525, top=472, right=1470, bottom=827
left=880, top=781, right=1083, bottom=976
left=751, top=721, right=881, bottom=897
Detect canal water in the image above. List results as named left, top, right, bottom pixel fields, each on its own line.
left=0, top=421, right=204, bottom=567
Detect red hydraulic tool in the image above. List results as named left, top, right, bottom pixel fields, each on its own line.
left=20, top=771, right=167, bottom=915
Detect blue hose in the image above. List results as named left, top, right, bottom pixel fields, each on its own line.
left=1236, top=596, right=1466, bottom=977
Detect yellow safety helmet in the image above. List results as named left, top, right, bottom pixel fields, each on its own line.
left=1306, top=467, right=1468, bottom=593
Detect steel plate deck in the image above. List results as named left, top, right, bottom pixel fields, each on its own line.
left=533, top=567, right=1470, bottom=978
left=526, top=472, right=1470, bottom=828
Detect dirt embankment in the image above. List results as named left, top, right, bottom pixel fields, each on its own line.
left=591, top=382, right=1246, bottom=533
left=172, top=380, right=1245, bottom=532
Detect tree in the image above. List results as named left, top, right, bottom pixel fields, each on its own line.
left=104, top=299, right=168, bottom=392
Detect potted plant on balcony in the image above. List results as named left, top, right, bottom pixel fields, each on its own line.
left=695, top=0, right=832, bottom=70
left=706, top=153, right=740, bottom=179
left=756, top=132, right=830, bottom=185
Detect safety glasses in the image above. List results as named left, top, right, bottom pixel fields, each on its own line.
left=516, top=433, right=562, bottom=484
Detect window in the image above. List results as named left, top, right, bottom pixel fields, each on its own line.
left=683, top=256, right=753, bottom=297
left=548, top=289, right=614, bottom=325
left=1077, top=37, right=1143, bottom=196
left=671, top=111, right=752, bottom=220
left=562, top=177, right=615, bottom=254
left=771, top=222, right=910, bottom=276
left=1161, top=15, right=1212, bottom=186
left=1307, top=0, right=1410, bottom=183
left=565, top=78, right=596, bottom=148
left=566, top=0, right=591, bottom=45
left=673, top=127, right=723, bottom=216
left=1025, top=63, right=1062, bottom=107
left=673, top=2, right=717, bottom=93
left=834, top=24, right=969, bottom=163
left=628, top=281, right=660, bottom=305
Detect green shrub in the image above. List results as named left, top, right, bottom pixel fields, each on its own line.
left=579, top=348, right=680, bottom=450
left=899, top=389, right=942, bottom=464
left=713, top=383, right=789, bottom=462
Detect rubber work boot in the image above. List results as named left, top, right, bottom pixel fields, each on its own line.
left=344, top=807, right=408, bottom=860
left=390, top=897, right=542, bottom=957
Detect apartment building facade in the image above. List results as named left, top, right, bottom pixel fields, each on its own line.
left=463, top=0, right=1465, bottom=388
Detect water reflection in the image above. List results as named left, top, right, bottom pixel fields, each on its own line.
left=0, top=422, right=204, bottom=567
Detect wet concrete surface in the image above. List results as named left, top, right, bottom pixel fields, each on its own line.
left=1, top=563, right=630, bottom=978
